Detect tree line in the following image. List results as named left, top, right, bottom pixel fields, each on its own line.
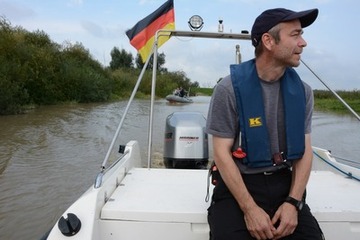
left=0, top=17, right=199, bottom=115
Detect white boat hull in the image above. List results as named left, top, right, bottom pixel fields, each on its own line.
left=46, top=142, right=360, bottom=240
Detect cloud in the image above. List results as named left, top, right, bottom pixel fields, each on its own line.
left=81, top=21, right=105, bottom=37
left=162, top=36, right=255, bottom=88
left=81, top=20, right=126, bottom=40
left=0, top=1, right=35, bottom=21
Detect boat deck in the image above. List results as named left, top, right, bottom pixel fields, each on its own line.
left=101, top=168, right=360, bottom=239
left=101, top=168, right=211, bottom=223
left=102, top=168, right=360, bottom=220
left=308, top=171, right=360, bottom=220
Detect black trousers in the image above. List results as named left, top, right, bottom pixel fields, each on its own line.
left=208, top=169, right=324, bottom=240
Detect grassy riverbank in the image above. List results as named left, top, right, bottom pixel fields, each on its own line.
left=193, top=88, right=360, bottom=115
left=313, top=90, right=360, bottom=114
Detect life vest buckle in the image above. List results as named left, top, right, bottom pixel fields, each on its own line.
left=272, top=152, right=286, bottom=166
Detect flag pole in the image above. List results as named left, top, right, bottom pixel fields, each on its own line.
left=147, top=32, right=159, bottom=169
left=100, top=44, right=155, bottom=171
left=147, top=29, right=174, bottom=168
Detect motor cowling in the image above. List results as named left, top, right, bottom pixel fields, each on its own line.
left=164, top=112, right=209, bottom=169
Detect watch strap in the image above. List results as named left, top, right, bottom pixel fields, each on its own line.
left=285, top=196, right=303, bottom=211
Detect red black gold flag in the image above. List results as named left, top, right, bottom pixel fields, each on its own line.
left=126, top=0, right=175, bottom=62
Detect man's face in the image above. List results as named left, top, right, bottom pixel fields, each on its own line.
left=272, top=19, right=307, bottom=67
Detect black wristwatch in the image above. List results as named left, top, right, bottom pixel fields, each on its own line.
left=285, top=196, right=304, bottom=211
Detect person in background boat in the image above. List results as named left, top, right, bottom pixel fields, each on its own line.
left=173, top=87, right=180, bottom=96
left=206, top=8, right=324, bottom=240
left=179, top=87, right=186, bottom=97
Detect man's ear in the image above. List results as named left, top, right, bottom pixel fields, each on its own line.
left=261, top=33, right=275, bottom=51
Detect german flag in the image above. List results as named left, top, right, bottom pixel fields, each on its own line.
left=126, top=0, right=175, bottom=62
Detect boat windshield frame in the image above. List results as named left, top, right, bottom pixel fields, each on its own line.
left=100, top=28, right=359, bottom=177
left=101, top=29, right=252, bottom=170
left=147, top=30, right=251, bottom=167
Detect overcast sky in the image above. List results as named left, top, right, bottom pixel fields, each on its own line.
left=1, top=0, right=359, bottom=90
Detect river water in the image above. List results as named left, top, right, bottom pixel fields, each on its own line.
left=0, top=96, right=359, bottom=240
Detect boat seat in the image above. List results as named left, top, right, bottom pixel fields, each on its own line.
left=307, top=171, right=360, bottom=221
left=101, top=168, right=213, bottom=223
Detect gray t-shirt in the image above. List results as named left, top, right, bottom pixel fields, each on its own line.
left=206, top=71, right=313, bottom=172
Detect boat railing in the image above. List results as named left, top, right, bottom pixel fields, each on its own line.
left=330, top=154, right=360, bottom=169
left=98, top=44, right=154, bottom=173
left=94, top=149, right=130, bottom=189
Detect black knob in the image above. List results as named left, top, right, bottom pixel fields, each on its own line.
left=58, top=213, right=81, bottom=236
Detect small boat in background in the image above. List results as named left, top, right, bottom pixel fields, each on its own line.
left=165, top=94, right=193, bottom=103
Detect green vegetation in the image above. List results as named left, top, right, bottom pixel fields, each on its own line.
left=313, top=90, right=360, bottom=114
left=192, top=87, right=214, bottom=96
left=1, top=18, right=359, bottom=117
left=191, top=88, right=360, bottom=116
left=110, top=68, right=197, bottom=100
left=0, top=18, right=198, bottom=115
left=0, top=18, right=114, bottom=114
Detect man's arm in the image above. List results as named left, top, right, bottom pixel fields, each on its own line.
left=289, top=133, right=313, bottom=200
left=213, top=136, right=276, bottom=240
left=271, top=133, right=313, bottom=239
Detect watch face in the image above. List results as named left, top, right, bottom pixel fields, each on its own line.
left=285, top=196, right=303, bottom=211
left=298, top=201, right=304, bottom=211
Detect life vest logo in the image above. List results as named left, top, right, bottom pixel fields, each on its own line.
left=249, top=117, right=262, bottom=127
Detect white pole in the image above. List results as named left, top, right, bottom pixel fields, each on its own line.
left=301, top=59, right=360, bottom=122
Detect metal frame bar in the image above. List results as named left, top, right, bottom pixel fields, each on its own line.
left=146, top=30, right=251, bottom=168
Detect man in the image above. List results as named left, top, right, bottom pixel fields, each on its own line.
left=179, top=87, right=186, bottom=97
left=206, top=8, right=324, bottom=240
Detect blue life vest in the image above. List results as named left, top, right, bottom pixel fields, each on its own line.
left=230, top=59, right=305, bottom=167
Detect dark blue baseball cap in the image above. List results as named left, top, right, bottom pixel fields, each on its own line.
left=251, top=8, right=319, bottom=47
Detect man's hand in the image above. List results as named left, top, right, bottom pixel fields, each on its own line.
left=244, top=205, right=276, bottom=240
left=271, top=203, right=298, bottom=239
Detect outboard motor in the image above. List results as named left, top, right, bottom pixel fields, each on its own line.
left=164, top=111, right=209, bottom=169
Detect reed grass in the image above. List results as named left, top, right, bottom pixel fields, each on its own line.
left=313, top=90, right=360, bottom=114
